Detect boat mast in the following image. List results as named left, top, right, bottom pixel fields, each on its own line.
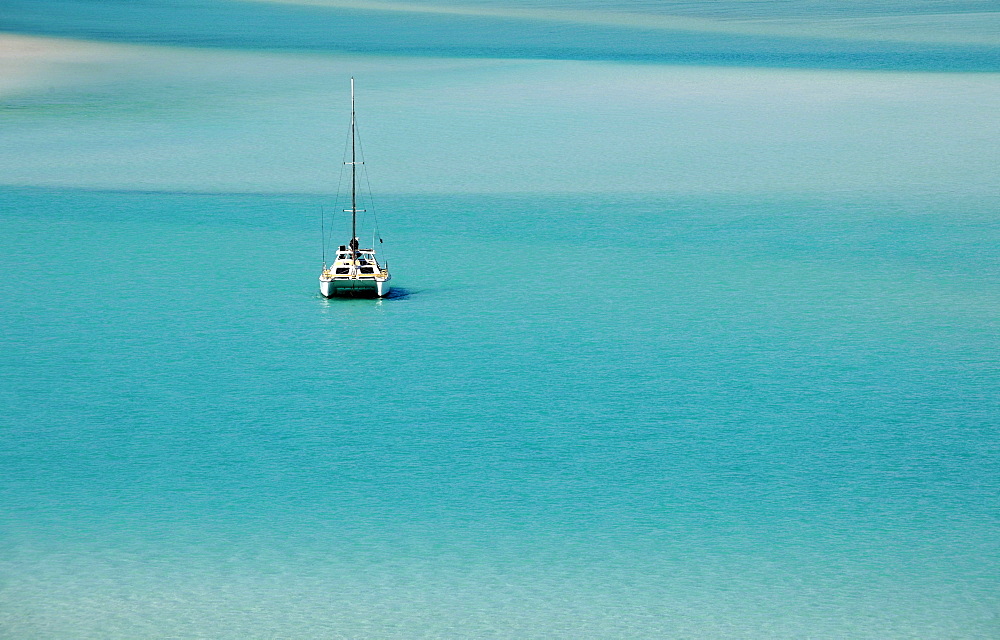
left=351, top=77, right=357, bottom=260
left=343, top=78, right=365, bottom=260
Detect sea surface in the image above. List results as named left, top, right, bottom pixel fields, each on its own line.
left=1, top=1, right=999, bottom=638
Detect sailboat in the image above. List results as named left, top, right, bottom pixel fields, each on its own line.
left=319, top=78, right=391, bottom=298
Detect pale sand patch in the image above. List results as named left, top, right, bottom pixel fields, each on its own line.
left=0, top=31, right=504, bottom=99
left=0, top=33, right=129, bottom=96
left=246, top=0, right=1000, bottom=46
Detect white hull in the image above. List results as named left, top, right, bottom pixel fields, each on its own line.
left=320, top=276, right=391, bottom=298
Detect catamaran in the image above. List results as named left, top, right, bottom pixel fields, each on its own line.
left=320, top=79, right=391, bottom=298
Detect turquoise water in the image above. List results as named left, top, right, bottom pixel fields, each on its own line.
left=3, top=187, right=998, bottom=636
left=2, top=1, right=999, bottom=637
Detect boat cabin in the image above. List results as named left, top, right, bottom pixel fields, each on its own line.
left=331, top=245, right=381, bottom=276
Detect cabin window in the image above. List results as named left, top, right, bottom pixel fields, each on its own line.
left=360, top=267, right=375, bottom=274
left=335, top=267, right=350, bottom=275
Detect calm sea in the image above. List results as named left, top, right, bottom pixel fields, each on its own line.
left=1, top=1, right=999, bottom=637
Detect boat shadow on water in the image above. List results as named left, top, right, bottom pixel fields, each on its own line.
left=383, top=287, right=415, bottom=300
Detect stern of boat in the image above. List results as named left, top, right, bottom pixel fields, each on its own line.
left=319, top=269, right=391, bottom=298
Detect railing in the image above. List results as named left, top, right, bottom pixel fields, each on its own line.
left=323, top=269, right=389, bottom=280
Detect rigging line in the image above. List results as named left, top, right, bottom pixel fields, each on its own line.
left=352, top=114, right=373, bottom=242
left=325, top=110, right=353, bottom=252
left=335, top=114, right=353, bottom=218
left=354, top=123, right=382, bottom=243
left=354, top=121, right=387, bottom=266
